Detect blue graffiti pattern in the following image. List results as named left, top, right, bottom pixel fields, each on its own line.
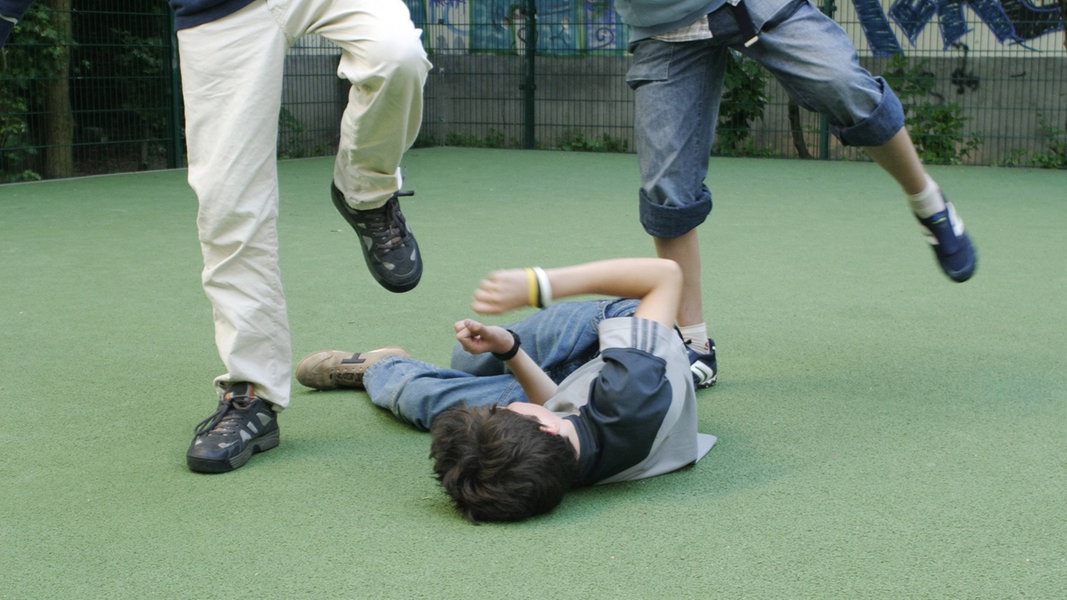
left=883, top=0, right=1063, bottom=53
left=406, top=0, right=1064, bottom=55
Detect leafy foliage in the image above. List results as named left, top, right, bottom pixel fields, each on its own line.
left=1, top=3, right=73, bottom=181
left=2, top=2, right=173, bottom=179
left=1028, top=116, right=1067, bottom=169
left=883, top=53, right=981, bottom=165
left=557, top=130, right=628, bottom=152
left=1002, top=113, right=1067, bottom=169
left=714, top=50, right=770, bottom=156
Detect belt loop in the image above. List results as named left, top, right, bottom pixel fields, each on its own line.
left=726, top=0, right=760, bottom=47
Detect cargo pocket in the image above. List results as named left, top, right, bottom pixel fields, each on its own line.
left=625, top=39, right=674, bottom=90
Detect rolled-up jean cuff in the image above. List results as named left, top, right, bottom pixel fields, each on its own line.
left=834, top=77, right=905, bottom=147
left=639, top=189, right=713, bottom=238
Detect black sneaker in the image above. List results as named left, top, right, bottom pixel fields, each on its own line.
left=186, top=383, right=280, bottom=473
left=331, top=184, right=422, bottom=293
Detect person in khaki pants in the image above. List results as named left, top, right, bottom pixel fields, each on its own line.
left=176, top=0, right=431, bottom=474
left=0, top=0, right=431, bottom=473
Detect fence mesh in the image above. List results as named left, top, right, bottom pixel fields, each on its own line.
left=1, top=1, right=178, bottom=182
left=410, top=0, right=1067, bottom=167
left=1, top=1, right=1064, bottom=183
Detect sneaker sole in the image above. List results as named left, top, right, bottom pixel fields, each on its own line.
left=186, top=429, right=280, bottom=474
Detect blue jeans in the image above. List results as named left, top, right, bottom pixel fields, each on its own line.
left=627, top=0, right=905, bottom=238
left=362, top=299, right=640, bottom=430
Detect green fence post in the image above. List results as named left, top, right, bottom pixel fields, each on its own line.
left=521, top=0, right=537, bottom=149
left=164, top=6, right=183, bottom=168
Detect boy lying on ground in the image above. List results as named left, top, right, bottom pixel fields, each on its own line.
left=296, top=258, right=716, bottom=522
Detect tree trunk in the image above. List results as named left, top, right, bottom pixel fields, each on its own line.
left=43, top=0, right=73, bottom=178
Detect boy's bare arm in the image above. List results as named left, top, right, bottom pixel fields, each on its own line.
left=462, top=258, right=683, bottom=404
left=472, top=258, right=682, bottom=329
left=454, top=319, right=558, bottom=404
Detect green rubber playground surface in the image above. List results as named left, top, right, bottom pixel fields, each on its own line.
left=1, top=148, right=1064, bottom=598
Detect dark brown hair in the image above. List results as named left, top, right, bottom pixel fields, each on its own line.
left=429, top=404, right=579, bottom=522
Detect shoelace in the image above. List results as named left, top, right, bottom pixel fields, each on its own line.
left=193, top=391, right=255, bottom=435
left=361, top=191, right=414, bottom=251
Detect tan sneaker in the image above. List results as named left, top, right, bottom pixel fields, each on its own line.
left=295, top=347, right=410, bottom=390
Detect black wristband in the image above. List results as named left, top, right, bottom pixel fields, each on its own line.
left=491, top=330, right=521, bottom=361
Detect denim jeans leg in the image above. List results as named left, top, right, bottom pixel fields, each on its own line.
left=450, top=299, right=641, bottom=383
left=627, top=39, right=725, bottom=239
left=737, top=2, right=904, bottom=146
left=363, top=356, right=527, bottom=430
left=376, top=299, right=641, bottom=429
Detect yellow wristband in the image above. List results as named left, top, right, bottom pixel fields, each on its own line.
left=525, top=267, right=538, bottom=307
left=532, top=266, right=551, bottom=307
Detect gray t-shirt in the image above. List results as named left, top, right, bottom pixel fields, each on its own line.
left=544, top=317, right=716, bottom=486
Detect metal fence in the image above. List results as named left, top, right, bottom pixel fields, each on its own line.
left=412, top=0, right=1067, bottom=167
left=0, top=1, right=181, bottom=182
left=1, top=1, right=1064, bottom=183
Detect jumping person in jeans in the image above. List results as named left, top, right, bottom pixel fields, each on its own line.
left=613, top=0, right=978, bottom=388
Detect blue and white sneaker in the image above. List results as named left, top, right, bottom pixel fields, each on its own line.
left=916, top=199, right=976, bottom=283
left=687, top=339, right=718, bottom=389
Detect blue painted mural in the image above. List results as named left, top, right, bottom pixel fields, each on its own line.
left=867, top=0, right=1064, bottom=55
left=404, top=0, right=1064, bottom=56
left=406, top=0, right=627, bottom=54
